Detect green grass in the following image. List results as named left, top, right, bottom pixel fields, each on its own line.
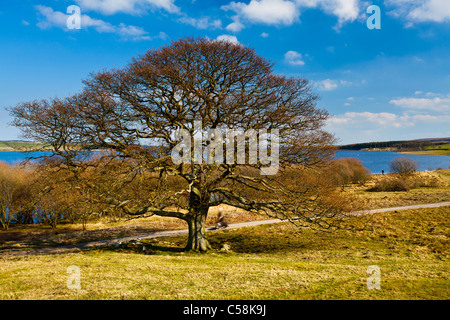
left=425, top=143, right=450, bottom=151
left=0, top=141, right=46, bottom=151
left=1, top=170, right=448, bottom=300
left=398, top=144, right=450, bottom=156
left=1, top=207, right=448, bottom=300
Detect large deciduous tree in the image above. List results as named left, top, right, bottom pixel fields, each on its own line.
left=10, top=37, right=351, bottom=251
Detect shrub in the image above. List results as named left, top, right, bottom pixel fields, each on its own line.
left=367, top=171, right=444, bottom=192
left=390, top=157, right=418, bottom=175
left=368, top=176, right=410, bottom=192
left=407, top=173, right=441, bottom=189
left=0, top=162, right=35, bottom=229
left=330, top=158, right=371, bottom=187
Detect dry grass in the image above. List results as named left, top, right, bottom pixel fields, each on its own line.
left=0, top=206, right=448, bottom=300
left=398, top=144, right=450, bottom=156
left=0, top=204, right=263, bottom=252
left=344, top=169, right=450, bottom=209
left=1, top=170, right=448, bottom=300
left=1, top=170, right=449, bottom=253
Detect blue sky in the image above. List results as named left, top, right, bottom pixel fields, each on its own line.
left=0, top=0, right=449, bottom=144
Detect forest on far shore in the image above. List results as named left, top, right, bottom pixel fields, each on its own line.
left=339, top=137, right=450, bottom=152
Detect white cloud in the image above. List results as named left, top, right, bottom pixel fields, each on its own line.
left=221, top=0, right=449, bottom=32
left=295, top=0, right=360, bottom=25
left=226, top=20, right=245, bottom=32
left=116, top=23, right=161, bottom=40
left=315, top=78, right=354, bottom=91
left=389, top=97, right=450, bottom=112
left=220, top=0, right=369, bottom=32
left=411, top=114, right=440, bottom=121
left=284, top=50, right=305, bottom=66
left=409, top=0, right=450, bottom=22
left=222, top=0, right=364, bottom=29
left=328, top=111, right=450, bottom=133
left=326, top=109, right=450, bottom=143
left=327, top=112, right=415, bottom=128
left=315, top=79, right=338, bottom=91
left=35, top=5, right=157, bottom=41
left=386, top=0, right=450, bottom=24
left=222, top=0, right=299, bottom=26
left=260, top=32, right=269, bottom=37
left=216, top=34, right=240, bottom=44
left=36, top=6, right=70, bottom=30
left=75, top=0, right=180, bottom=15
left=178, top=16, right=222, bottom=29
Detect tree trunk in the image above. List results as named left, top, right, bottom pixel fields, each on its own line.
left=185, top=207, right=211, bottom=252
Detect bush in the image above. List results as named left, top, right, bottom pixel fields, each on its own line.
left=390, top=157, right=418, bottom=175
left=368, top=176, right=410, bottom=192
left=407, top=173, right=442, bottom=189
left=330, top=158, right=371, bottom=187
left=0, top=162, right=35, bottom=229
left=367, top=171, right=444, bottom=192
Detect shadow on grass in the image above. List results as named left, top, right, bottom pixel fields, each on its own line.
left=0, top=225, right=172, bottom=252
left=99, top=240, right=186, bottom=255
left=99, top=223, right=316, bottom=255
left=207, top=232, right=308, bottom=254
left=141, top=243, right=185, bottom=253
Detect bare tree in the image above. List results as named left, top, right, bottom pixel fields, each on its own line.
left=0, top=164, right=17, bottom=230
left=10, top=38, right=352, bottom=251
left=0, top=162, right=33, bottom=230
left=390, top=157, right=418, bottom=175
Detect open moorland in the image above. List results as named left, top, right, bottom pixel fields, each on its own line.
left=1, top=169, right=449, bottom=300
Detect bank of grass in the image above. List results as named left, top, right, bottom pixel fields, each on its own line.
left=1, top=170, right=448, bottom=300
left=1, top=170, right=449, bottom=252
left=0, top=141, right=47, bottom=151
left=345, top=169, right=450, bottom=209
left=397, top=144, right=450, bottom=156
left=0, top=205, right=262, bottom=252
left=1, top=206, right=448, bottom=300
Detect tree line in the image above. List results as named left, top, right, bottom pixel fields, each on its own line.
left=340, top=139, right=450, bottom=151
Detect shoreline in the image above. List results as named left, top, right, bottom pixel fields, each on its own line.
left=397, top=151, right=450, bottom=156
left=339, top=149, right=450, bottom=156
left=0, top=148, right=106, bottom=152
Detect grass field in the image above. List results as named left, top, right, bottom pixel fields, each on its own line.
left=398, top=144, right=450, bottom=156
left=346, top=169, right=450, bottom=208
left=0, top=170, right=449, bottom=300
left=0, top=207, right=448, bottom=300
left=0, top=141, right=46, bottom=151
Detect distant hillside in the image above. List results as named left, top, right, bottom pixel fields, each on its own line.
left=0, top=140, right=43, bottom=151
left=339, top=137, right=450, bottom=154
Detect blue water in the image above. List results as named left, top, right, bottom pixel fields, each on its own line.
left=0, top=151, right=54, bottom=165
left=0, top=150, right=104, bottom=166
left=335, top=150, right=450, bottom=174
left=0, top=150, right=449, bottom=175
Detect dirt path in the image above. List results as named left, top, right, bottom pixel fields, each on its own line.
left=2, top=201, right=449, bottom=257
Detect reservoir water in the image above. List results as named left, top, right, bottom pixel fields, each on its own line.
left=0, top=150, right=449, bottom=175
left=335, top=150, right=450, bottom=174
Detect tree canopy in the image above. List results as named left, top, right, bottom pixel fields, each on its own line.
left=10, top=37, right=351, bottom=251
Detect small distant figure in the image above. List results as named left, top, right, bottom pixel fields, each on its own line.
left=216, top=208, right=228, bottom=229
left=381, top=169, right=384, bottom=175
